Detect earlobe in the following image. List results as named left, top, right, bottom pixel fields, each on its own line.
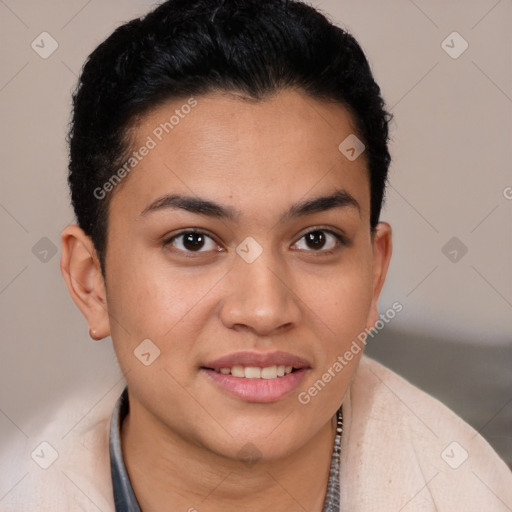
left=366, top=222, right=393, bottom=328
left=60, top=224, right=111, bottom=340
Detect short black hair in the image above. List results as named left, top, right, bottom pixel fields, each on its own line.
left=67, top=0, right=393, bottom=277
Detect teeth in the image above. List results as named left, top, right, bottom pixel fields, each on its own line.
left=214, top=365, right=295, bottom=378
left=231, top=365, right=245, bottom=378
left=261, top=365, right=277, bottom=379
left=244, top=367, right=261, bottom=379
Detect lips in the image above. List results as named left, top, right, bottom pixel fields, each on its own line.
left=202, top=351, right=311, bottom=371
left=200, top=351, right=311, bottom=402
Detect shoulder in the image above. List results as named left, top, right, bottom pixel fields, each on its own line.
left=339, top=355, right=512, bottom=511
left=0, top=385, right=122, bottom=511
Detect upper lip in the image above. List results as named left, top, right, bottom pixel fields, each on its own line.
left=202, top=351, right=311, bottom=370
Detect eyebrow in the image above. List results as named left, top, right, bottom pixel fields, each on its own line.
left=139, top=188, right=360, bottom=222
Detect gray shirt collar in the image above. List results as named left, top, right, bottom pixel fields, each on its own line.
left=110, top=387, right=141, bottom=511
left=109, top=387, right=341, bottom=511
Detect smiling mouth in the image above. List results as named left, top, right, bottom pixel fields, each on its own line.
left=202, top=365, right=299, bottom=379
left=200, top=351, right=310, bottom=401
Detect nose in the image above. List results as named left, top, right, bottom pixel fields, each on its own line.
left=218, top=248, right=302, bottom=337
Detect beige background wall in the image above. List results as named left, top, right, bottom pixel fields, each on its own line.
left=1, top=0, right=511, bottom=477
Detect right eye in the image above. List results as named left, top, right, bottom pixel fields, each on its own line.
left=163, top=230, right=222, bottom=254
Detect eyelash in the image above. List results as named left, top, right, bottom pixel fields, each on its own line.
left=162, top=228, right=348, bottom=257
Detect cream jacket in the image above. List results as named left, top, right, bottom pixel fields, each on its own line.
left=1, top=355, right=511, bottom=511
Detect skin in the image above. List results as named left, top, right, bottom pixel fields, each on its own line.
left=60, top=88, right=392, bottom=511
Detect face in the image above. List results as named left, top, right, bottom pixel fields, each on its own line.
left=63, top=89, right=391, bottom=463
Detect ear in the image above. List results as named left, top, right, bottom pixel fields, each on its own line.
left=60, top=224, right=111, bottom=340
left=366, top=222, right=393, bottom=329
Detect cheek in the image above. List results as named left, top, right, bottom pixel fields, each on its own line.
left=293, top=261, right=373, bottom=411
left=105, top=246, right=224, bottom=351
left=296, top=255, right=374, bottom=340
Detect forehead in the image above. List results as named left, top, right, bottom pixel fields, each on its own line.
left=109, top=89, right=370, bottom=223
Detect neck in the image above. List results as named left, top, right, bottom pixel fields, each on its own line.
left=121, top=398, right=338, bottom=512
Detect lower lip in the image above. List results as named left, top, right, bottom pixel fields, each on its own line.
left=201, top=368, right=309, bottom=403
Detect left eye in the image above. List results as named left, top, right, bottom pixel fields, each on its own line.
left=293, top=230, right=345, bottom=253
